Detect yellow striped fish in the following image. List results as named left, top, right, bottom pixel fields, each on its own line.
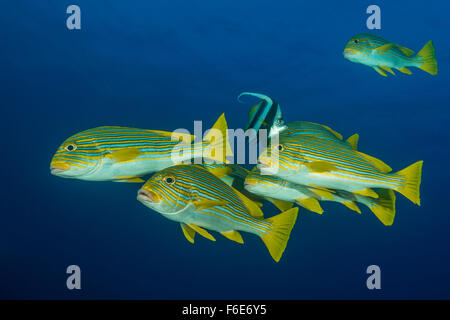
left=258, top=121, right=423, bottom=205
left=137, top=164, right=298, bottom=262
left=245, top=168, right=396, bottom=226
left=50, top=114, right=230, bottom=182
left=343, top=33, right=438, bottom=76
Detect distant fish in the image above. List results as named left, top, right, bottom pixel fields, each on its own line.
left=50, top=114, right=231, bottom=182
left=258, top=122, right=423, bottom=206
left=343, top=33, right=438, bottom=76
left=137, top=164, right=298, bottom=262
left=240, top=92, right=287, bottom=140
left=245, top=168, right=396, bottom=226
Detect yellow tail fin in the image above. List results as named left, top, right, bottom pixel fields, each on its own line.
left=395, top=160, right=423, bottom=205
left=369, top=189, right=396, bottom=226
left=260, top=207, right=298, bottom=262
left=203, top=113, right=233, bottom=163
left=417, top=40, right=438, bottom=75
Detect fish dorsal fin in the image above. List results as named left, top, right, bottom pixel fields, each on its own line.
left=373, top=66, right=388, bottom=77
left=114, top=177, right=145, bottom=183
left=266, top=197, right=294, bottom=212
left=342, top=201, right=361, bottom=214
left=187, top=224, right=216, bottom=241
left=375, top=43, right=394, bottom=54
left=353, top=188, right=379, bottom=198
left=151, top=130, right=195, bottom=142
left=346, top=133, right=359, bottom=150
left=296, top=198, right=324, bottom=214
left=380, top=66, right=395, bottom=75
left=180, top=223, right=196, bottom=243
left=305, top=161, right=337, bottom=173
left=320, top=125, right=343, bottom=140
left=308, top=188, right=334, bottom=200
left=398, top=67, right=412, bottom=75
left=221, top=230, right=244, bottom=244
left=232, top=187, right=264, bottom=219
left=398, top=46, right=414, bottom=56
left=356, top=151, right=392, bottom=173
left=192, top=199, right=229, bottom=211
left=204, top=165, right=232, bottom=178
left=107, top=148, right=143, bottom=162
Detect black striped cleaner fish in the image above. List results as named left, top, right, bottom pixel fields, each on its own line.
left=244, top=168, right=396, bottom=226
left=343, top=33, right=438, bottom=76
left=50, top=114, right=231, bottom=182
left=258, top=122, right=423, bottom=206
left=137, top=164, right=298, bottom=262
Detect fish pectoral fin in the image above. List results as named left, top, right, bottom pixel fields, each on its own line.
left=180, top=223, right=196, bottom=244
left=374, top=43, right=395, bottom=54
left=309, top=188, right=335, bottom=200
left=380, top=65, right=395, bottom=75
left=356, top=151, right=392, bottom=173
left=353, top=188, right=379, bottom=198
left=187, top=224, right=216, bottom=241
left=342, top=201, right=362, bottom=214
left=221, top=230, right=244, bottom=244
left=346, top=133, right=359, bottom=150
left=192, top=200, right=229, bottom=211
left=204, top=166, right=232, bottom=178
left=373, top=66, right=388, bottom=77
left=107, top=148, right=143, bottom=162
left=267, top=197, right=294, bottom=212
left=296, top=198, right=324, bottom=214
left=114, top=177, right=145, bottom=183
left=398, top=46, right=415, bottom=57
left=398, top=67, right=412, bottom=75
left=304, top=161, right=337, bottom=173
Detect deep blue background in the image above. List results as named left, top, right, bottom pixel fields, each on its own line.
left=1, top=0, right=449, bottom=299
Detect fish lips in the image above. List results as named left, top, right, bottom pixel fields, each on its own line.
left=137, top=188, right=160, bottom=204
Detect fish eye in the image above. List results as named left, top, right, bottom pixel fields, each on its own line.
left=274, top=144, right=284, bottom=152
left=163, top=175, right=176, bottom=185
left=65, top=144, right=77, bottom=152
left=353, top=39, right=359, bottom=44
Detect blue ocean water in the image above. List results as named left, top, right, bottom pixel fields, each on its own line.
left=1, top=0, right=449, bottom=299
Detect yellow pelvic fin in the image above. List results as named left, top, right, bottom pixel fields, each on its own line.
left=417, top=40, right=438, bottom=75
left=267, top=197, right=294, bottom=212
left=369, top=189, right=396, bottom=226
left=374, top=43, right=395, bottom=54
left=398, top=67, right=412, bottom=75
left=305, top=161, right=338, bottom=173
left=356, top=151, right=392, bottom=173
left=221, top=230, right=244, bottom=244
left=107, top=148, right=143, bottom=162
left=342, top=201, right=361, bottom=214
left=296, top=197, right=323, bottom=214
left=232, top=187, right=264, bottom=219
left=180, top=223, right=196, bottom=244
left=373, top=67, right=387, bottom=77
left=203, top=113, right=233, bottom=163
left=380, top=65, right=395, bottom=75
left=193, top=199, right=229, bottom=211
left=346, top=133, right=359, bottom=150
left=260, top=207, right=298, bottom=262
left=394, top=160, right=423, bottom=206
left=187, top=224, right=216, bottom=241
left=353, top=188, right=379, bottom=198
left=114, top=177, right=145, bottom=183
left=320, top=124, right=343, bottom=140
left=398, top=46, right=415, bottom=57
left=309, top=188, right=335, bottom=200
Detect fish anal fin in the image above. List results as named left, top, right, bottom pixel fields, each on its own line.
left=370, top=189, right=396, bottom=226
left=187, top=224, right=216, bottom=241
left=380, top=65, right=395, bottom=75
left=398, top=67, right=412, bottom=75
left=353, top=188, right=379, bottom=198
left=373, top=66, right=387, bottom=77
left=221, top=230, right=244, bottom=244
left=356, top=151, right=392, bottom=173
left=180, top=223, right=196, bottom=243
left=309, top=188, right=334, bottom=200
left=267, top=197, right=294, bottom=212
left=296, top=198, right=323, bottom=214
left=342, top=201, right=361, bottom=214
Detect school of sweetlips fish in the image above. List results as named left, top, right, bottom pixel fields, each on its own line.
left=50, top=33, right=433, bottom=262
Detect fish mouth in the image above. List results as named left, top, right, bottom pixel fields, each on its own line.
left=50, top=163, right=69, bottom=175
left=137, top=188, right=160, bottom=203
left=343, top=49, right=356, bottom=57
